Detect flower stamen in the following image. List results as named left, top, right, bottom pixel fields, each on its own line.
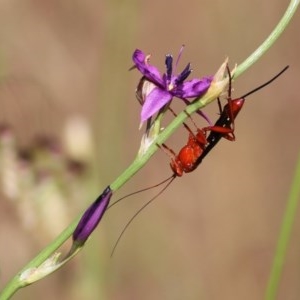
left=165, top=55, right=173, bottom=80
left=176, top=63, right=192, bottom=84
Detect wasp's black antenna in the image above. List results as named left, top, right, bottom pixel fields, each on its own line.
left=110, top=175, right=176, bottom=257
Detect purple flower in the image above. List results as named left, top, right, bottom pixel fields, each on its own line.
left=73, top=186, right=112, bottom=245
left=133, top=48, right=213, bottom=122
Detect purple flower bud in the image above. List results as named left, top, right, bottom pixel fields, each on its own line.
left=73, top=186, right=112, bottom=245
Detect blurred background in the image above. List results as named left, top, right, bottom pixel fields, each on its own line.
left=0, top=1, right=299, bottom=299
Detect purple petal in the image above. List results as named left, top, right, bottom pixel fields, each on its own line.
left=132, top=49, right=165, bottom=87
left=141, top=87, right=172, bottom=122
left=73, top=186, right=112, bottom=245
left=174, top=76, right=213, bottom=98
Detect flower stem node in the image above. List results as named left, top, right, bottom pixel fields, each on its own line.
left=138, top=119, right=162, bottom=156
left=19, top=253, right=62, bottom=285
left=201, top=58, right=237, bottom=106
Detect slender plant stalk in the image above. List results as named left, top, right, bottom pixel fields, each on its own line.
left=234, top=0, right=299, bottom=78
left=0, top=216, right=81, bottom=299
left=0, top=0, right=299, bottom=299
left=264, top=153, right=300, bottom=300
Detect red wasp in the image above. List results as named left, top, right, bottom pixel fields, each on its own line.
left=167, top=65, right=289, bottom=177
left=161, top=64, right=236, bottom=177
left=110, top=66, right=289, bottom=256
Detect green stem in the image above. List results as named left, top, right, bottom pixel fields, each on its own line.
left=0, top=216, right=81, bottom=299
left=1, top=0, right=299, bottom=298
left=235, top=0, right=300, bottom=78
left=264, top=153, right=300, bottom=300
